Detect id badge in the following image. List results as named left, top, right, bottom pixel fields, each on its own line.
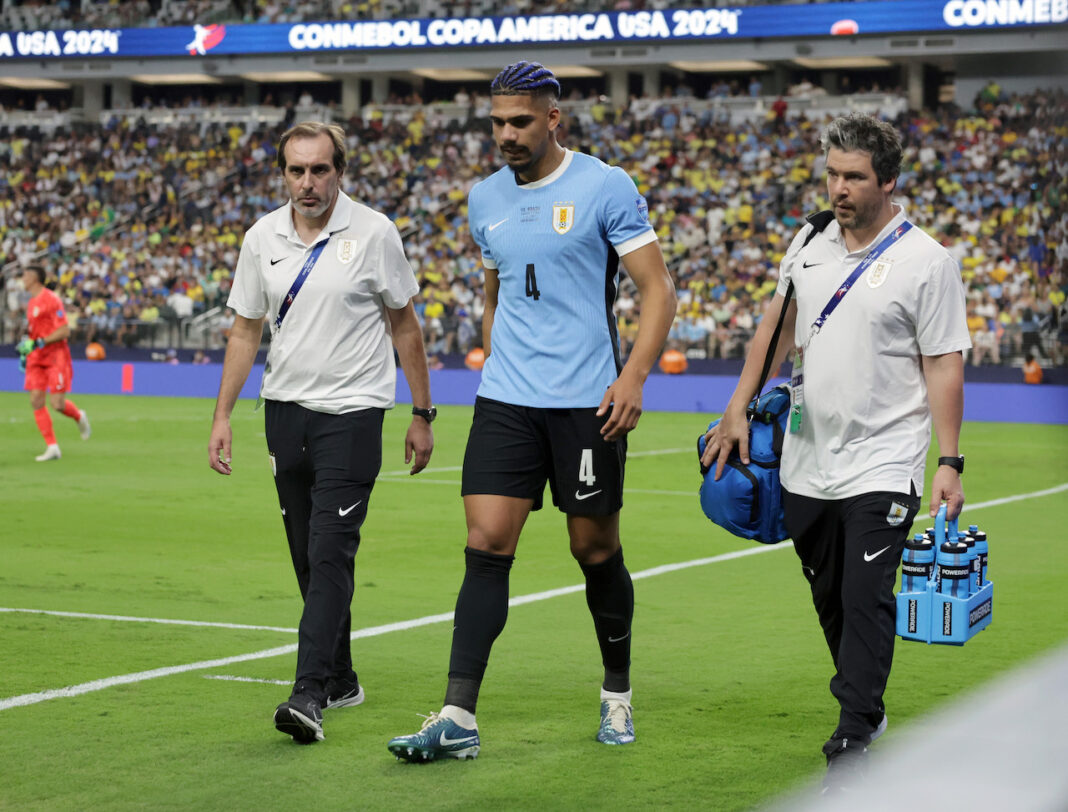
left=789, top=349, right=804, bottom=434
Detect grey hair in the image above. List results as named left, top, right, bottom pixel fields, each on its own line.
left=820, top=113, right=902, bottom=187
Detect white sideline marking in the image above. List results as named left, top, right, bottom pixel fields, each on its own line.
left=0, top=608, right=296, bottom=634
left=377, top=448, right=693, bottom=478
left=203, top=675, right=290, bottom=686
left=1, top=484, right=1064, bottom=713
left=952, top=482, right=1068, bottom=509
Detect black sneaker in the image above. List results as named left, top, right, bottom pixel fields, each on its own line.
left=324, top=674, right=365, bottom=710
left=820, top=736, right=868, bottom=794
left=274, top=689, right=324, bottom=743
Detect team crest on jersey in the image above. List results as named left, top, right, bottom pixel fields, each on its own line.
left=886, top=501, right=908, bottom=526
left=552, top=203, right=575, bottom=234
left=867, top=260, right=893, bottom=288
left=32, top=306, right=39, bottom=318
left=336, top=239, right=357, bottom=264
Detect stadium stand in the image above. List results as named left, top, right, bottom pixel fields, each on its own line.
left=2, top=84, right=1064, bottom=369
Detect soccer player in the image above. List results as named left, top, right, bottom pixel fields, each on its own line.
left=701, top=114, right=969, bottom=793
left=18, top=265, right=90, bottom=461
left=387, top=62, right=676, bottom=762
left=208, top=121, right=435, bottom=744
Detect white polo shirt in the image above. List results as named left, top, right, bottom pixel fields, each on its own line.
left=228, top=192, right=418, bottom=414
left=776, top=205, right=971, bottom=500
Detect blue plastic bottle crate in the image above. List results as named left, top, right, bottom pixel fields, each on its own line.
left=896, top=507, right=993, bottom=645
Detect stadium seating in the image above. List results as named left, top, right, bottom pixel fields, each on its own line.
left=2, top=86, right=1064, bottom=367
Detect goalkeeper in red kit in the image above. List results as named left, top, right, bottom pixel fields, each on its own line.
left=18, top=265, right=90, bottom=461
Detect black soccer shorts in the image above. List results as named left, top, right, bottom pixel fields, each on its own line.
left=461, top=396, right=626, bottom=516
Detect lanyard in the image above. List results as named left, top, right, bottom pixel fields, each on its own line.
left=274, top=238, right=328, bottom=330
left=803, top=220, right=912, bottom=348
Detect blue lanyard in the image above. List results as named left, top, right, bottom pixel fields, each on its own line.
left=274, top=238, right=328, bottom=330
left=807, top=220, right=913, bottom=340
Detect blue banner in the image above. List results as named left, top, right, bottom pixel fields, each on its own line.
left=0, top=0, right=1064, bottom=60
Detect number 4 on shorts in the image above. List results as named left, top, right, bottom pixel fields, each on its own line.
left=579, top=448, right=596, bottom=486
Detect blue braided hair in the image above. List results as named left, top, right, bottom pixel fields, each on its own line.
left=490, top=61, right=561, bottom=100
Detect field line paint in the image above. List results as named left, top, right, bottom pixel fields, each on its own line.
left=203, top=675, right=290, bottom=686
left=375, top=477, right=460, bottom=486
left=2, top=484, right=1064, bottom=713
left=0, top=552, right=783, bottom=712
left=957, top=482, right=1068, bottom=509
left=0, top=607, right=297, bottom=634
left=377, top=448, right=693, bottom=477
left=0, top=644, right=297, bottom=710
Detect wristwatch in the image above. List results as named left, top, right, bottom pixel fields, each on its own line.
left=412, top=406, right=437, bottom=424
left=937, top=455, right=964, bottom=474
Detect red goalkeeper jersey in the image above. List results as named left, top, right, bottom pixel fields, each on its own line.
left=27, top=287, right=71, bottom=364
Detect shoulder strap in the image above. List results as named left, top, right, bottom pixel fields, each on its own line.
left=754, top=210, right=833, bottom=396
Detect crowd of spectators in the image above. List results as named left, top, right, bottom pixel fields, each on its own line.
left=2, top=83, right=1065, bottom=369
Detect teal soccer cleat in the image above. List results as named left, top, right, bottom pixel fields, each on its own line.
left=597, top=697, right=635, bottom=745
left=387, top=712, right=480, bottom=762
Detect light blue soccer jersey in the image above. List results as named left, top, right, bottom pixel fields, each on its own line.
left=469, top=150, right=656, bottom=407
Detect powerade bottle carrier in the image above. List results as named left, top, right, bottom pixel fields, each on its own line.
left=896, top=505, right=994, bottom=645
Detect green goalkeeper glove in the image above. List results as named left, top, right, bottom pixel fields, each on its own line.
left=17, top=338, right=36, bottom=356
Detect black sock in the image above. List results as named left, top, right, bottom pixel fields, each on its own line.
left=580, top=547, right=633, bottom=693
left=444, top=546, right=514, bottom=713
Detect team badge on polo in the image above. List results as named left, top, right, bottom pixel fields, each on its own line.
left=867, top=260, right=892, bottom=288
left=886, top=501, right=908, bottom=526
left=552, top=203, right=575, bottom=234
left=336, top=238, right=357, bottom=263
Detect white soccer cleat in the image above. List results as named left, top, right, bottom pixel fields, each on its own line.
left=35, top=444, right=62, bottom=462
left=597, top=690, right=635, bottom=745
left=77, top=411, right=91, bottom=440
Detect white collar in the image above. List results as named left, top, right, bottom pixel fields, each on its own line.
left=516, top=149, right=574, bottom=191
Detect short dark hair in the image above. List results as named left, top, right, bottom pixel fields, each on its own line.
left=25, top=265, right=46, bottom=285
left=820, top=113, right=903, bottom=187
left=277, top=121, right=347, bottom=174
left=490, top=61, right=561, bottom=104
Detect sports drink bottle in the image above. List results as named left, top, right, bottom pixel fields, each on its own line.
left=969, top=524, right=989, bottom=587
left=937, top=540, right=971, bottom=599
left=960, top=534, right=978, bottom=594
left=902, top=534, right=935, bottom=593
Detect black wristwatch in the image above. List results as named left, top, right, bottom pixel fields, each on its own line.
left=937, top=455, right=964, bottom=474
left=412, top=406, right=437, bottom=424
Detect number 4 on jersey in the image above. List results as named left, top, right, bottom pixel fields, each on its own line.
left=525, top=263, right=540, bottom=300
left=579, top=448, right=596, bottom=486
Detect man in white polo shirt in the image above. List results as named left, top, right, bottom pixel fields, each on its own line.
left=702, top=113, right=969, bottom=792
left=208, top=121, right=435, bottom=744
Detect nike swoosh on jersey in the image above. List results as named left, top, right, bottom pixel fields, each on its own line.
left=575, top=489, right=603, bottom=501
left=338, top=501, right=362, bottom=517
left=270, top=257, right=285, bottom=265
left=863, top=545, right=892, bottom=562
left=439, top=731, right=478, bottom=747
left=488, top=218, right=509, bottom=231
left=802, top=260, right=820, bottom=268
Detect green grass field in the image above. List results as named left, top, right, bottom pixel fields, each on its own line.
left=2, top=392, right=1066, bottom=810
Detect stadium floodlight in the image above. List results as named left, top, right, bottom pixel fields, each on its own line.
left=410, top=69, right=494, bottom=82
left=792, top=57, right=893, bottom=69
left=669, top=60, right=768, bottom=73
left=539, top=65, right=603, bottom=78
left=240, top=71, right=334, bottom=82
left=0, top=77, right=70, bottom=89
left=128, top=73, right=223, bottom=85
